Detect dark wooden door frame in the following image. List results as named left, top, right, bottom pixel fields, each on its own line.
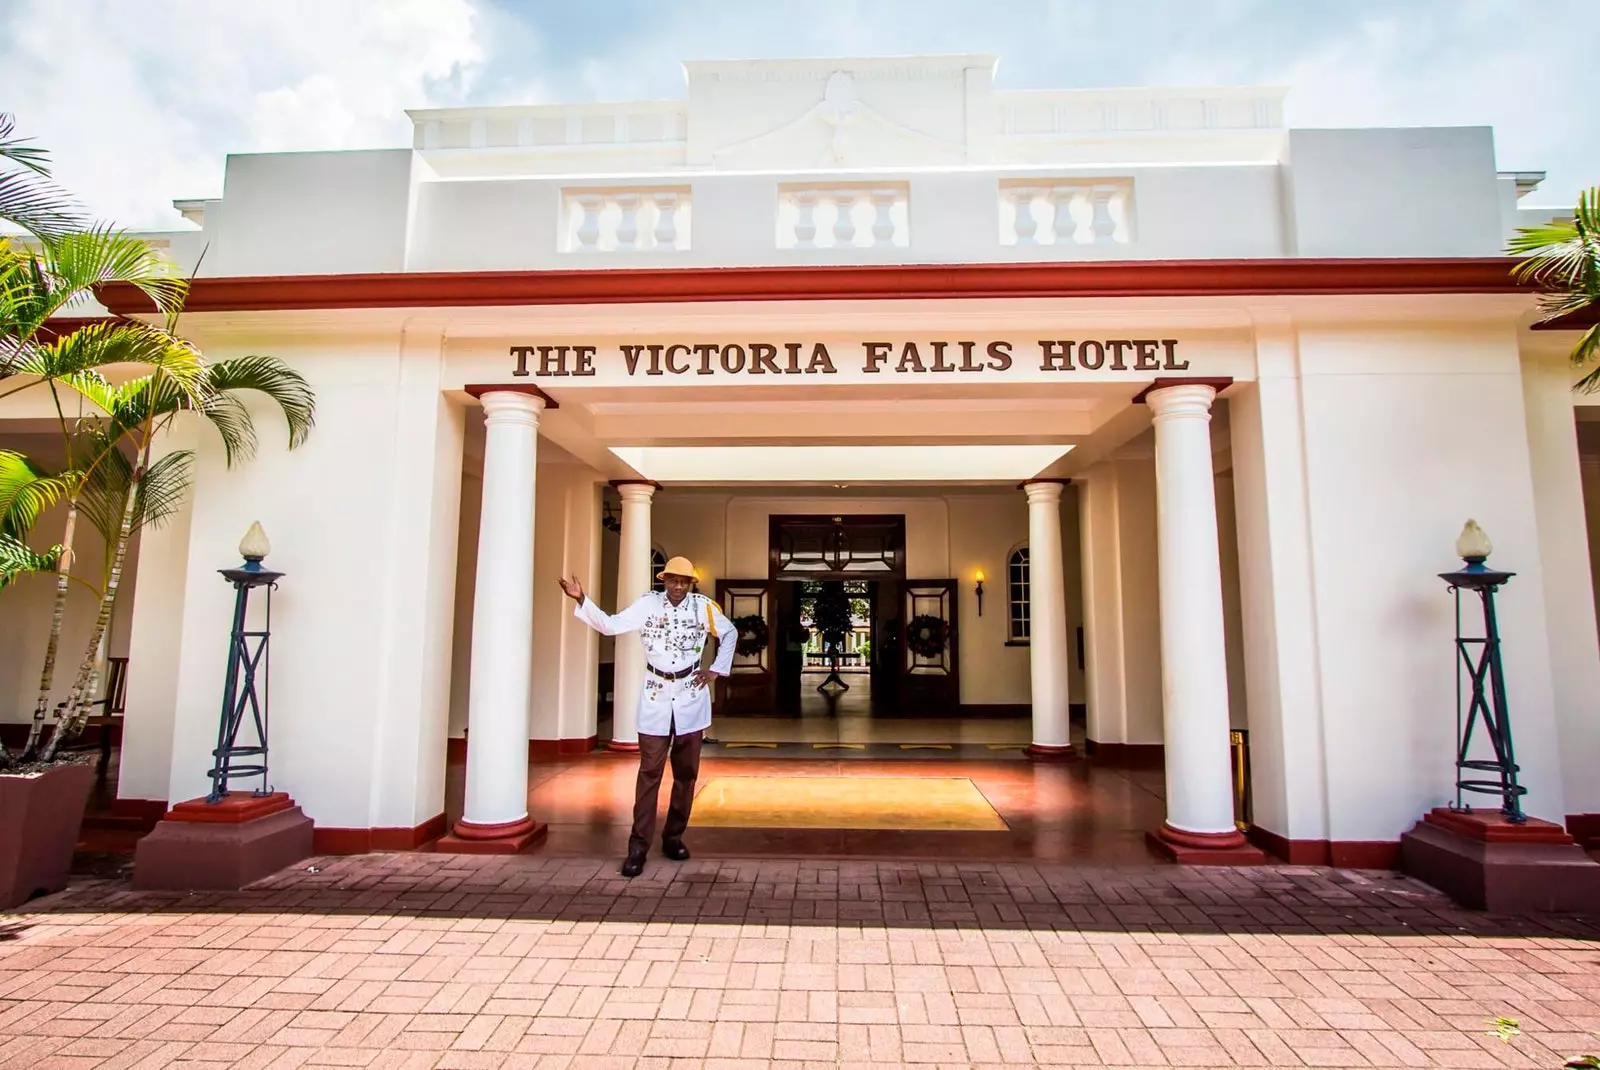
left=713, top=579, right=776, bottom=716
left=767, top=513, right=907, bottom=582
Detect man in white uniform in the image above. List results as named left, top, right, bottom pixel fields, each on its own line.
left=559, top=557, right=736, bottom=877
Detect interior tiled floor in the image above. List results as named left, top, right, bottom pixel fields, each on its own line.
left=449, top=744, right=1171, bottom=865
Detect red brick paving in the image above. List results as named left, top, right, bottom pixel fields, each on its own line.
left=3, top=854, right=1599, bottom=1067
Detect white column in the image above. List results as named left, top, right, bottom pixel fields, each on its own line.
left=608, top=481, right=656, bottom=752
left=1148, top=383, right=1246, bottom=847
left=455, top=390, right=544, bottom=842
left=1024, top=480, right=1074, bottom=757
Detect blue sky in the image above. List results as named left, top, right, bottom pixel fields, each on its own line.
left=1, top=0, right=1593, bottom=229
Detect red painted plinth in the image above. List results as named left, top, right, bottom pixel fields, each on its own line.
left=134, top=794, right=313, bottom=891
left=1025, top=743, right=1077, bottom=761
left=1400, top=807, right=1600, bottom=913
left=1147, top=822, right=1267, bottom=866
left=606, top=740, right=641, bottom=754
left=165, top=791, right=295, bottom=824
left=435, top=815, right=547, bottom=855
left=1423, top=807, right=1575, bottom=844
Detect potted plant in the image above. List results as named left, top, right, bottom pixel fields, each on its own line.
left=0, top=116, right=315, bottom=908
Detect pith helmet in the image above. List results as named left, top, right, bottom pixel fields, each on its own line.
left=657, top=555, right=697, bottom=580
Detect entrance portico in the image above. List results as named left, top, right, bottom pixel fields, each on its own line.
left=13, top=52, right=1594, bottom=878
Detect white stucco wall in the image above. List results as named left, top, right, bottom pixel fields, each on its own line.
left=1295, top=321, right=1566, bottom=837
left=149, top=330, right=467, bottom=831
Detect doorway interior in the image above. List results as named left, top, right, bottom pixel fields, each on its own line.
left=711, top=513, right=1015, bottom=755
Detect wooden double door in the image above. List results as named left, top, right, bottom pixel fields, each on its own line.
left=713, top=575, right=959, bottom=717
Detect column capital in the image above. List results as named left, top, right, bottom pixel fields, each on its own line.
left=610, top=479, right=662, bottom=502
left=1133, top=376, right=1232, bottom=407
left=465, top=383, right=559, bottom=411
left=1143, top=381, right=1227, bottom=420
left=1019, top=478, right=1070, bottom=502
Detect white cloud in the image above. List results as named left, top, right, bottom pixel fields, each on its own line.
left=0, top=0, right=485, bottom=229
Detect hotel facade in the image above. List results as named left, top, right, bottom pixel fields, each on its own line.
left=3, top=54, right=1596, bottom=866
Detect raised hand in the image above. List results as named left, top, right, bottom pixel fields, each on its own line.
left=558, top=575, right=585, bottom=603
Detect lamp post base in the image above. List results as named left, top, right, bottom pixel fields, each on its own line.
left=1399, top=808, right=1600, bottom=913
left=133, top=792, right=313, bottom=890
left=1146, top=823, right=1266, bottom=866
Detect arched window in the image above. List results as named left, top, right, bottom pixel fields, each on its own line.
left=1007, top=544, right=1030, bottom=643
left=650, top=548, right=667, bottom=593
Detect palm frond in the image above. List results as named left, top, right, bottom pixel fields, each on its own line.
left=0, top=449, right=68, bottom=539
left=0, top=170, right=82, bottom=243
left=0, top=531, right=59, bottom=591
left=38, top=227, right=187, bottom=320
left=7, top=322, right=207, bottom=405
left=131, top=449, right=195, bottom=531
left=76, top=443, right=133, bottom=554
left=1570, top=325, right=1600, bottom=392
left=202, top=356, right=317, bottom=450
left=0, top=115, right=52, bottom=177
left=196, top=390, right=258, bottom=465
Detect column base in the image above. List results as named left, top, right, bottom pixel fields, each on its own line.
left=1147, top=822, right=1266, bottom=866
left=133, top=792, right=314, bottom=890
left=1398, top=807, right=1600, bottom=913
left=606, top=740, right=641, bottom=754
left=435, top=815, right=547, bottom=855
left=1026, top=743, right=1077, bottom=761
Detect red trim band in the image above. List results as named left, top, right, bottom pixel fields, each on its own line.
left=96, top=257, right=1532, bottom=314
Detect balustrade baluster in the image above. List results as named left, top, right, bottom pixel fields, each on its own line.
left=1012, top=188, right=1041, bottom=245
left=653, top=192, right=679, bottom=251
left=573, top=194, right=604, bottom=251
left=793, top=191, right=819, bottom=249
left=831, top=191, right=858, bottom=247
left=870, top=189, right=897, bottom=246
left=1091, top=187, right=1118, bottom=244
left=614, top=193, right=640, bottom=250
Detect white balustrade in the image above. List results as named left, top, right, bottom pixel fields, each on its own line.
left=999, top=181, right=1133, bottom=246
left=562, top=188, right=692, bottom=253
left=776, top=185, right=909, bottom=250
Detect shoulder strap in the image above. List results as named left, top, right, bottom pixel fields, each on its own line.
left=704, top=594, right=717, bottom=633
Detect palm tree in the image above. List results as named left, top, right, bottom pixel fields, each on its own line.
left=35, top=353, right=314, bottom=761
left=1509, top=187, right=1600, bottom=390
left=1, top=297, right=201, bottom=765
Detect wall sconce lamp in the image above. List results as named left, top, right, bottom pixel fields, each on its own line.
left=975, top=569, right=985, bottom=616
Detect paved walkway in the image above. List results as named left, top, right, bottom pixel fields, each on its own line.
left=3, top=854, right=1599, bottom=1068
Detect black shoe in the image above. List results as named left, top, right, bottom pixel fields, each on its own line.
left=620, top=852, right=646, bottom=878
left=661, top=839, right=690, bottom=861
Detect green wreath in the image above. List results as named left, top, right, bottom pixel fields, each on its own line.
left=733, top=614, right=769, bottom=657
left=906, top=614, right=949, bottom=659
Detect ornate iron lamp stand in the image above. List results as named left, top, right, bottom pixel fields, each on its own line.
left=1437, top=520, right=1525, bottom=823
left=206, top=522, right=283, bottom=803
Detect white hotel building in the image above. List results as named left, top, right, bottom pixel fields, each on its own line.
left=3, top=54, right=1596, bottom=866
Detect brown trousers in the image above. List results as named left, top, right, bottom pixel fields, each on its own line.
left=631, top=728, right=703, bottom=855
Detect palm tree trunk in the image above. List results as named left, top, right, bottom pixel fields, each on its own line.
left=45, top=473, right=140, bottom=761
left=22, top=500, right=78, bottom=760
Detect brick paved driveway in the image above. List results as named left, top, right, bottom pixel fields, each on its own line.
left=3, top=855, right=1599, bottom=1068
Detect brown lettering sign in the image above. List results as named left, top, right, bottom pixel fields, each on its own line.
left=512, top=340, right=1185, bottom=377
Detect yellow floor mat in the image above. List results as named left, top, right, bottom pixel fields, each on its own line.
left=691, top=776, right=1009, bottom=831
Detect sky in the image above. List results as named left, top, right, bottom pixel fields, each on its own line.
left=0, top=0, right=1593, bottom=231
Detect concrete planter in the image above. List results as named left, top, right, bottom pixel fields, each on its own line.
left=0, top=761, right=95, bottom=910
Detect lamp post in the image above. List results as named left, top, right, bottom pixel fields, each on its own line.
left=207, top=522, right=283, bottom=804
left=1437, top=520, right=1526, bottom=823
